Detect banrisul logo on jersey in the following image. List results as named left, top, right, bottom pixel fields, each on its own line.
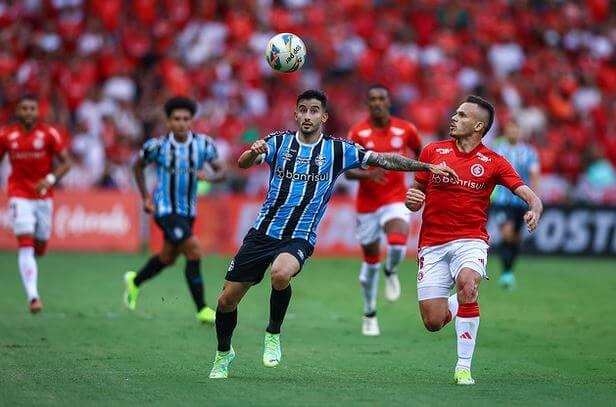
left=276, top=166, right=329, bottom=182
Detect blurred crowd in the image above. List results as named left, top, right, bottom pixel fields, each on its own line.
left=0, top=0, right=615, bottom=203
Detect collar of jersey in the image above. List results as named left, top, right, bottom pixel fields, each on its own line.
left=295, top=131, right=323, bottom=147
left=453, top=139, right=484, bottom=157
left=168, top=131, right=193, bottom=147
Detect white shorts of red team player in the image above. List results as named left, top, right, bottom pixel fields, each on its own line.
left=416, top=239, right=489, bottom=301
left=9, top=197, right=53, bottom=240
left=355, top=202, right=411, bottom=246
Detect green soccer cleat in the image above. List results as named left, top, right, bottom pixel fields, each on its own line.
left=123, top=271, right=139, bottom=311
left=263, top=332, right=281, bottom=368
left=209, top=347, right=235, bottom=379
left=196, top=306, right=216, bottom=324
left=499, top=271, right=516, bottom=289
left=454, top=368, right=475, bottom=385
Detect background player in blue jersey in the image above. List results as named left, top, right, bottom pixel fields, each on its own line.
left=491, top=119, right=540, bottom=289
left=123, top=97, right=226, bottom=323
left=209, top=89, right=458, bottom=379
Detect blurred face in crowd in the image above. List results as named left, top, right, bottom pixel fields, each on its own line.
left=16, top=99, right=39, bottom=129
left=504, top=120, right=523, bottom=144
left=295, top=98, right=328, bottom=137
left=449, top=102, right=486, bottom=139
left=167, top=109, right=193, bottom=139
left=367, top=88, right=391, bottom=122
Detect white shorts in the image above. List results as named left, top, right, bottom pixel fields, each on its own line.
left=356, top=202, right=410, bottom=245
left=416, top=239, right=489, bottom=301
left=9, top=197, right=53, bottom=240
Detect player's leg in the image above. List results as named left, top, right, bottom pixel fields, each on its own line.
left=210, top=280, right=252, bottom=379
left=210, top=228, right=274, bottom=378
left=356, top=211, right=381, bottom=335
left=499, top=214, right=518, bottom=288
left=124, top=240, right=178, bottom=311
left=382, top=204, right=410, bottom=302
left=178, top=235, right=215, bottom=322
left=10, top=198, right=41, bottom=313
left=450, top=240, right=488, bottom=385
left=416, top=244, right=456, bottom=332
left=263, top=239, right=313, bottom=367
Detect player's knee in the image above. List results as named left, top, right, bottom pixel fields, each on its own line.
left=270, top=268, right=291, bottom=290
left=158, top=253, right=176, bottom=266
left=217, top=292, right=238, bottom=312
left=457, top=282, right=478, bottom=303
left=422, top=316, right=445, bottom=332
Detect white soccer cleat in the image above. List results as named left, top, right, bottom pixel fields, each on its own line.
left=385, top=273, right=401, bottom=302
left=362, top=316, right=380, bottom=336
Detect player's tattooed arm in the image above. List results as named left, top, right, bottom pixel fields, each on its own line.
left=238, top=139, right=268, bottom=169
left=133, top=156, right=153, bottom=213
left=514, top=185, right=543, bottom=232
left=366, top=152, right=459, bottom=180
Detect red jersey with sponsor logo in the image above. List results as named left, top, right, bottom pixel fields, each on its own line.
left=0, top=123, right=66, bottom=199
left=416, top=140, right=525, bottom=247
left=348, top=116, right=421, bottom=213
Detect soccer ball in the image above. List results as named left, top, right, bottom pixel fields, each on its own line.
left=265, top=33, right=306, bottom=73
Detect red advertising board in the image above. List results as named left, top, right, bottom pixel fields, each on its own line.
left=149, top=195, right=422, bottom=257
left=0, top=190, right=142, bottom=252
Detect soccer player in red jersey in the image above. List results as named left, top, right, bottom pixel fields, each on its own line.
left=346, top=85, right=422, bottom=336
left=0, top=95, right=72, bottom=313
left=405, top=96, right=542, bottom=385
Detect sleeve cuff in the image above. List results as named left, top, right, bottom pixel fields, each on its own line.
left=360, top=150, right=372, bottom=169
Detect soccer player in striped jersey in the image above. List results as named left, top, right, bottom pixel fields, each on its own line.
left=209, top=89, right=458, bottom=379
left=123, top=97, right=226, bottom=323
left=491, top=119, right=540, bottom=289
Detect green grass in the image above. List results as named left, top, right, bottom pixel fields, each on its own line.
left=0, top=252, right=615, bottom=406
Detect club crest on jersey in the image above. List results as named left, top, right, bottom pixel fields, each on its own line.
left=282, top=149, right=295, bottom=161
left=476, top=152, right=491, bottom=162
left=471, top=164, right=485, bottom=177
left=314, top=155, right=326, bottom=166
left=390, top=136, right=403, bottom=149
left=32, top=138, right=44, bottom=150
left=436, top=148, right=452, bottom=154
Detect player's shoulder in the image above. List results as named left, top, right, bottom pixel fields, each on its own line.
left=324, top=133, right=361, bottom=147
left=193, top=132, right=216, bottom=145
left=391, top=116, right=419, bottom=134
left=264, top=130, right=293, bottom=142
left=423, top=139, right=454, bottom=154
left=0, top=124, right=17, bottom=138
left=143, top=134, right=168, bottom=150
left=348, top=119, right=372, bottom=139
left=478, top=144, right=508, bottom=165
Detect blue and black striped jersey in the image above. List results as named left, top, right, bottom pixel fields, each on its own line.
left=492, top=139, right=539, bottom=207
left=253, top=130, right=371, bottom=245
left=140, top=132, right=219, bottom=217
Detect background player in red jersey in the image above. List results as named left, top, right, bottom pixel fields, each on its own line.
left=405, top=96, right=542, bottom=385
left=346, top=85, right=422, bottom=336
left=0, top=95, right=72, bottom=313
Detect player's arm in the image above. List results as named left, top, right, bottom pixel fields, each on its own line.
left=405, top=181, right=427, bottom=212
left=238, top=139, right=268, bottom=169
left=344, top=167, right=386, bottom=183
left=34, top=149, right=73, bottom=195
left=513, top=185, right=543, bottom=232
left=133, top=155, right=153, bottom=214
left=197, top=159, right=227, bottom=183
left=365, top=152, right=459, bottom=180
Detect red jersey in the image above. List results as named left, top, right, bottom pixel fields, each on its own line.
left=0, top=123, right=66, bottom=199
left=416, top=140, right=525, bottom=247
left=348, top=116, right=421, bottom=213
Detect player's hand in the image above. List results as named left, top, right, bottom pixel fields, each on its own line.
left=405, top=188, right=425, bottom=212
left=196, top=170, right=211, bottom=181
left=524, top=210, right=540, bottom=232
left=250, top=139, right=268, bottom=156
left=35, top=179, right=53, bottom=196
left=428, top=164, right=459, bottom=181
left=367, top=167, right=387, bottom=184
left=143, top=197, right=154, bottom=214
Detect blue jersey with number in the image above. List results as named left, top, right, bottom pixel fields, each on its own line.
left=140, top=132, right=219, bottom=217
left=253, top=130, right=370, bottom=245
left=491, top=139, right=539, bottom=207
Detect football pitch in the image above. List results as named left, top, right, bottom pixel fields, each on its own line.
left=0, top=252, right=614, bottom=406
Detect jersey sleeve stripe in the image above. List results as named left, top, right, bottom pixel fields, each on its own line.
left=332, top=140, right=343, bottom=179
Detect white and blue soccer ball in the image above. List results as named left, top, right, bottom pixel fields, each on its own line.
left=265, top=33, right=306, bottom=73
